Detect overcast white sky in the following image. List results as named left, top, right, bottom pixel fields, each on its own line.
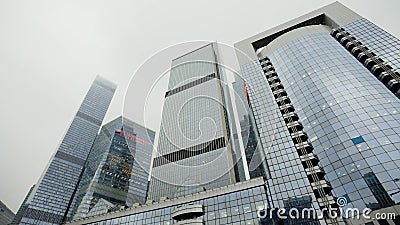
left=1, top=0, right=399, bottom=213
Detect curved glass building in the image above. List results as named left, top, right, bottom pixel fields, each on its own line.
left=235, top=2, right=400, bottom=225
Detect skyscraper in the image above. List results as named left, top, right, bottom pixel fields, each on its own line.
left=147, top=43, right=248, bottom=201
left=19, top=76, right=116, bottom=225
left=61, top=3, right=400, bottom=224
left=69, top=116, right=155, bottom=220
left=235, top=2, right=400, bottom=224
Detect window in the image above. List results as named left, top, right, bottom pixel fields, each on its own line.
left=352, top=136, right=365, bottom=145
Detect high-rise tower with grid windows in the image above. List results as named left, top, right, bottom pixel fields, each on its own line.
left=147, top=43, right=252, bottom=201
left=235, top=2, right=400, bottom=224
left=19, top=76, right=116, bottom=225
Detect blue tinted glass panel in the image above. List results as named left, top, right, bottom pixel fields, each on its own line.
left=352, top=136, right=365, bottom=145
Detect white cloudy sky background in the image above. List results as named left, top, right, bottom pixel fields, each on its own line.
left=0, top=0, right=399, bottom=212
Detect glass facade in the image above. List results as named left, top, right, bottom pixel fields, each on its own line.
left=343, top=19, right=400, bottom=74
left=236, top=5, right=400, bottom=223
left=239, top=114, right=266, bottom=180
left=20, top=76, right=116, bottom=225
left=265, top=29, right=400, bottom=212
left=69, top=116, right=155, bottom=220
left=148, top=43, right=241, bottom=201
left=66, top=178, right=269, bottom=225
left=240, top=59, right=323, bottom=224
left=232, top=80, right=268, bottom=180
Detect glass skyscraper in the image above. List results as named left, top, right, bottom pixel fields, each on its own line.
left=69, top=116, right=155, bottom=220
left=66, top=42, right=275, bottom=225
left=58, top=3, right=400, bottom=225
left=235, top=2, right=400, bottom=224
left=147, top=43, right=248, bottom=201
left=19, top=76, right=116, bottom=225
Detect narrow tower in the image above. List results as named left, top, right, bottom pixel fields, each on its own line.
left=20, top=76, right=116, bottom=225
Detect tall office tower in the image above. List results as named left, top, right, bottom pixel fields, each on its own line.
left=19, top=76, right=116, bottom=225
left=235, top=2, right=400, bottom=224
left=69, top=116, right=155, bottom=220
left=147, top=43, right=248, bottom=201
left=10, top=185, right=35, bottom=224
left=0, top=201, right=15, bottom=225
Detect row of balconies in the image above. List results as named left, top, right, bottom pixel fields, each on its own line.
left=331, top=28, right=400, bottom=98
left=279, top=103, right=295, bottom=114
left=295, top=141, right=313, bottom=155
left=259, top=56, right=335, bottom=209
left=287, top=121, right=304, bottom=133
